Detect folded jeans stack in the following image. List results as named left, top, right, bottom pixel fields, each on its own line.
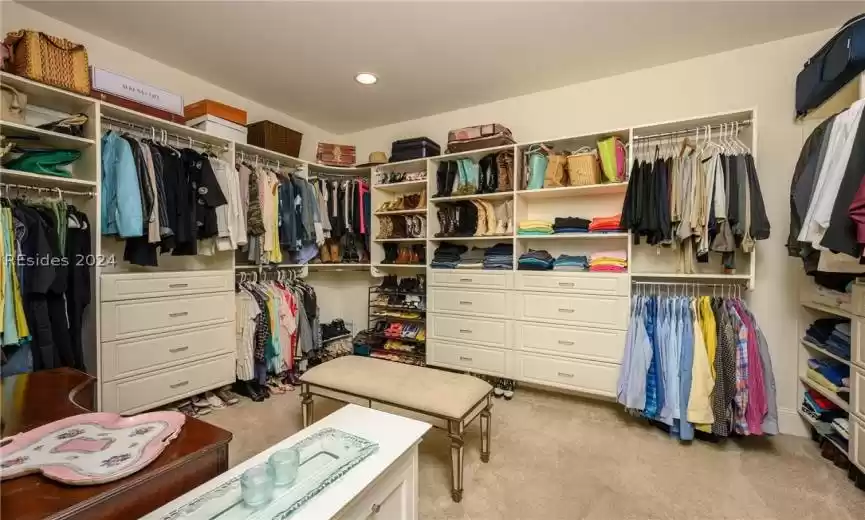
left=806, top=358, right=850, bottom=394
left=518, top=249, right=555, bottom=270
left=517, top=220, right=553, bottom=235
left=804, top=318, right=851, bottom=360
left=554, top=254, right=588, bottom=271
left=589, top=250, right=627, bottom=273
left=588, top=213, right=622, bottom=233
left=484, top=242, right=514, bottom=270
left=431, top=242, right=468, bottom=269
left=456, top=247, right=486, bottom=269
left=553, top=216, right=590, bottom=234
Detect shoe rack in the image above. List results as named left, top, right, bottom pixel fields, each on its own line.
left=364, top=277, right=427, bottom=366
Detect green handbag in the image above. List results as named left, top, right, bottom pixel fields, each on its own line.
left=4, top=149, right=80, bottom=177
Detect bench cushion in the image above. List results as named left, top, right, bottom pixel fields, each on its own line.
left=300, top=356, right=492, bottom=419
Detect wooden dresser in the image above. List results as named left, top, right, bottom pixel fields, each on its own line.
left=1, top=368, right=232, bottom=520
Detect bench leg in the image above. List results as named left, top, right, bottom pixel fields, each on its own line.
left=480, top=399, right=492, bottom=463
left=301, top=384, right=314, bottom=427
left=448, top=420, right=464, bottom=503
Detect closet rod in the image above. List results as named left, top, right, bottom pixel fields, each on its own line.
left=632, top=119, right=752, bottom=141
left=100, top=115, right=229, bottom=151
left=1, top=182, right=95, bottom=198
left=632, top=280, right=747, bottom=287
left=235, top=151, right=301, bottom=171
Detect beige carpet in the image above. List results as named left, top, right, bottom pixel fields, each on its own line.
left=202, top=387, right=865, bottom=519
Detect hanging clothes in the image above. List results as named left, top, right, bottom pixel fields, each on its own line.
left=617, top=291, right=778, bottom=440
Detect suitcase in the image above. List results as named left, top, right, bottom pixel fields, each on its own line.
left=390, top=137, right=441, bottom=162
left=796, top=14, right=865, bottom=118
left=446, top=123, right=515, bottom=153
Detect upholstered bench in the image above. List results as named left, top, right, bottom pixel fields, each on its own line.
left=299, top=356, right=493, bottom=502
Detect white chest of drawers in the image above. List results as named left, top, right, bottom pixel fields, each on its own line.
left=99, top=270, right=236, bottom=414
left=426, top=270, right=628, bottom=399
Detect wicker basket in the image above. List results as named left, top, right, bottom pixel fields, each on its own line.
left=566, top=147, right=601, bottom=186
left=247, top=120, right=303, bottom=158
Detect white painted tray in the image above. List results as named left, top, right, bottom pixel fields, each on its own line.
left=159, top=428, right=378, bottom=520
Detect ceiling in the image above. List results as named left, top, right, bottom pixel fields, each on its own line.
left=20, top=1, right=862, bottom=134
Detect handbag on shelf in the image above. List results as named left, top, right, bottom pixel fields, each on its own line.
left=597, top=136, right=627, bottom=183
left=566, top=147, right=601, bottom=186
left=1, top=84, right=27, bottom=124
left=4, top=149, right=81, bottom=177
left=4, top=30, right=91, bottom=95
left=525, top=145, right=548, bottom=190
left=543, top=152, right=568, bottom=188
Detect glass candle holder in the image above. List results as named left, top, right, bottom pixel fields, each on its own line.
left=241, top=465, right=275, bottom=508
left=269, top=448, right=300, bottom=487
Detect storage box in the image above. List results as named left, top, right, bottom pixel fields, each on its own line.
left=316, top=142, right=356, bottom=167
left=186, top=115, right=247, bottom=143
left=91, top=90, right=185, bottom=124
left=184, top=99, right=247, bottom=126
left=247, top=120, right=302, bottom=158
left=91, top=67, right=183, bottom=115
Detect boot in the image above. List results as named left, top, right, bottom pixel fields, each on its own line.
left=505, top=200, right=514, bottom=235
left=482, top=201, right=497, bottom=235
left=411, top=245, right=424, bottom=264
left=473, top=201, right=487, bottom=236
left=320, top=242, right=332, bottom=263
left=417, top=189, right=427, bottom=210
left=494, top=202, right=507, bottom=235
left=477, top=156, right=490, bottom=194
left=434, top=161, right=448, bottom=198
left=496, top=151, right=513, bottom=192
left=330, top=240, right=342, bottom=263
left=487, top=153, right=499, bottom=193
left=396, top=246, right=411, bottom=264
left=383, top=244, right=398, bottom=264
left=444, top=161, right=458, bottom=197
left=435, top=206, right=448, bottom=238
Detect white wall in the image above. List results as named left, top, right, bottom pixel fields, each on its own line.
left=1, top=2, right=336, bottom=160
left=342, top=30, right=841, bottom=436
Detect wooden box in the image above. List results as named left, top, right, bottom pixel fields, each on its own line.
left=184, top=99, right=247, bottom=126
left=247, top=120, right=302, bottom=158
left=316, top=142, right=356, bottom=167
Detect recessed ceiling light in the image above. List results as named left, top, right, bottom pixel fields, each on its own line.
left=355, top=73, right=378, bottom=85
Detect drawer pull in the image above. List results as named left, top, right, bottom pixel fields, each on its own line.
left=169, top=346, right=189, bottom=353
left=459, top=278, right=473, bottom=283
left=558, top=308, right=575, bottom=313
left=459, top=356, right=473, bottom=362
left=558, top=282, right=575, bottom=287
left=169, top=311, right=189, bottom=318
left=169, top=283, right=189, bottom=288
left=558, top=340, right=575, bottom=346
left=557, top=372, right=575, bottom=378
left=169, top=380, right=189, bottom=389
left=459, top=300, right=473, bottom=305
left=459, top=329, right=473, bottom=334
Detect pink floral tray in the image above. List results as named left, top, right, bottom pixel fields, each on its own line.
left=0, top=411, right=185, bottom=485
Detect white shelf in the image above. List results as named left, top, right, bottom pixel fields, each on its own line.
left=431, top=191, right=513, bottom=203
left=307, top=163, right=371, bottom=175
left=0, top=168, right=97, bottom=189
left=374, top=158, right=429, bottom=170
left=235, top=142, right=305, bottom=168
left=434, top=144, right=515, bottom=162
left=631, top=272, right=751, bottom=281
left=429, top=235, right=512, bottom=242
left=801, top=301, right=854, bottom=319
left=372, top=264, right=426, bottom=269
left=516, top=183, right=628, bottom=200
left=517, top=232, right=628, bottom=239
left=307, top=263, right=370, bottom=269
left=1, top=121, right=95, bottom=149
left=799, top=375, right=850, bottom=413
left=374, top=238, right=426, bottom=243
left=374, top=208, right=427, bottom=216
left=801, top=339, right=851, bottom=366
left=101, top=102, right=231, bottom=147
left=373, top=179, right=428, bottom=193
left=1, top=71, right=95, bottom=114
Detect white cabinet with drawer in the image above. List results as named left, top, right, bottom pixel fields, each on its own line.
left=853, top=417, right=865, bottom=472
left=853, top=367, right=864, bottom=422
left=429, top=287, right=510, bottom=318
left=429, top=314, right=509, bottom=348
left=428, top=339, right=508, bottom=376
left=102, top=353, right=235, bottom=414
left=516, top=271, right=628, bottom=296
left=514, top=321, right=624, bottom=363
left=514, top=291, right=628, bottom=329
left=101, top=292, right=234, bottom=341
left=101, top=270, right=233, bottom=301
left=101, top=322, right=234, bottom=381
left=429, top=270, right=512, bottom=289
left=515, top=352, right=619, bottom=398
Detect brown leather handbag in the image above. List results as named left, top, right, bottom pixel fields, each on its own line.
left=4, top=30, right=91, bottom=95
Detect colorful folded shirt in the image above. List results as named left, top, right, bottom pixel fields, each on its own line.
left=588, top=213, right=622, bottom=231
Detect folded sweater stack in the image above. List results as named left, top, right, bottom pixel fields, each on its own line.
left=456, top=247, right=486, bottom=269
left=484, top=242, right=514, bottom=270
left=588, top=213, right=622, bottom=232
left=807, top=358, right=850, bottom=394
left=430, top=243, right=467, bottom=269
left=554, top=254, right=588, bottom=271
left=553, top=217, right=590, bottom=234
left=518, top=220, right=553, bottom=235
left=518, top=249, right=555, bottom=270
left=589, top=250, right=627, bottom=273
left=804, top=318, right=851, bottom=360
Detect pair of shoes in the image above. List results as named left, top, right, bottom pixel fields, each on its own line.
left=494, top=379, right=515, bottom=400
left=395, top=245, right=423, bottom=264
left=382, top=244, right=399, bottom=263
left=177, top=400, right=205, bottom=417
left=436, top=202, right=479, bottom=237
left=398, top=276, right=425, bottom=293
left=434, top=161, right=459, bottom=198
left=377, top=170, right=426, bottom=185
left=318, top=238, right=342, bottom=262
left=215, top=386, right=240, bottom=405
left=192, top=393, right=216, bottom=413
left=233, top=380, right=268, bottom=402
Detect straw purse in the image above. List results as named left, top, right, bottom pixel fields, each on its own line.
left=566, top=147, right=602, bottom=186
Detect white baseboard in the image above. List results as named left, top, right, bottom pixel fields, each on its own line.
left=779, top=407, right=809, bottom=437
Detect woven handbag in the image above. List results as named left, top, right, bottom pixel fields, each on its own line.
left=566, top=147, right=601, bottom=186
left=4, top=30, right=90, bottom=95
left=544, top=152, right=568, bottom=188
